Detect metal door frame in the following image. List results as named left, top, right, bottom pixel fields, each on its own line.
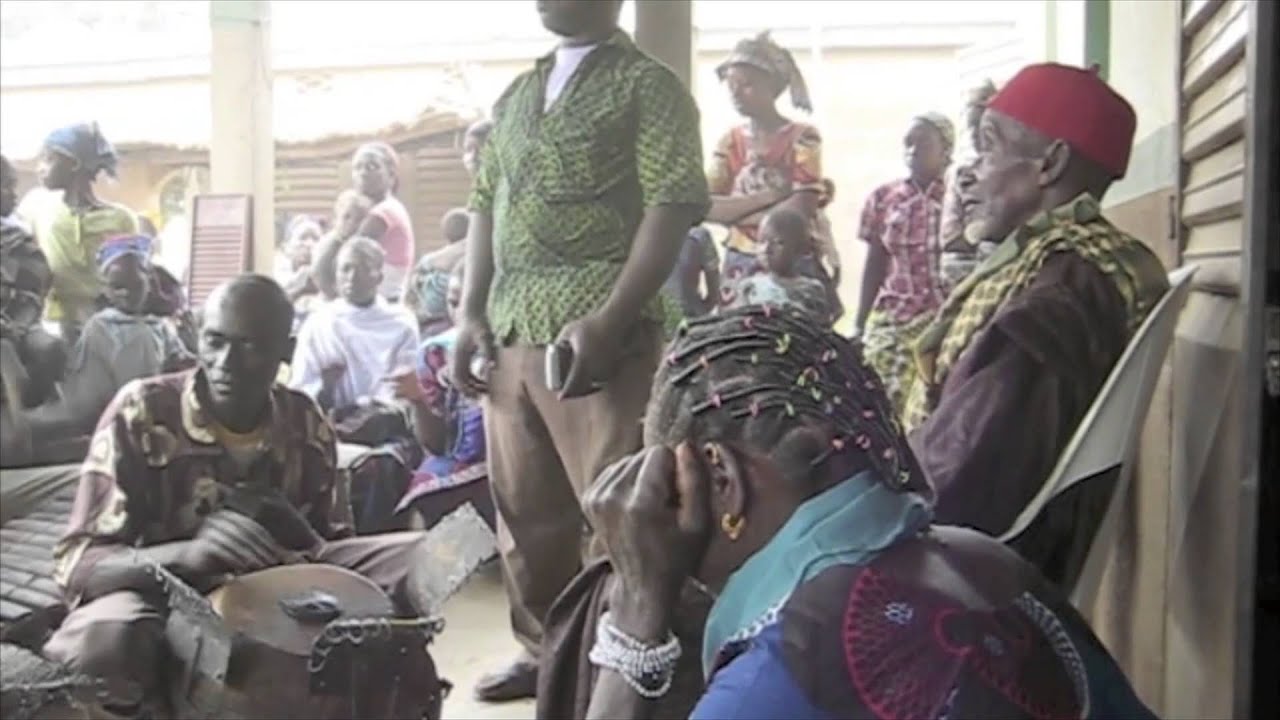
left=1237, top=0, right=1277, bottom=716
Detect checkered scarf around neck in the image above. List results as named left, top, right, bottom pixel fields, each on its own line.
left=903, top=193, right=1159, bottom=431
left=647, top=304, right=930, bottom=496
left=716, top=31, right=813, bottom=113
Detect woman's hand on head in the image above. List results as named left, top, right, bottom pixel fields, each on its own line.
left=584, top=444, right=711, bottom=639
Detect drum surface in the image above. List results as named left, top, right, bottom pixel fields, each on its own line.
left=207, top=564, right=393, bottom=656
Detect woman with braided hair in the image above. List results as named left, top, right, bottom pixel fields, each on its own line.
left=539, top=305, right=1155, bottom=719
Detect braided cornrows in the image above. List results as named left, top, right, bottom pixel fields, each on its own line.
left=644, top=304, right=929, bottom=495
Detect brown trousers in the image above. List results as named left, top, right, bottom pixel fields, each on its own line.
left=484, top=326, right=659, bottom=654
left=41, top=531, right=432, bottom=709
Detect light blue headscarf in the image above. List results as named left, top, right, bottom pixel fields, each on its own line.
left=44, top=122, right=118, bottom=178
left=701, top=470, right=933, bottom=678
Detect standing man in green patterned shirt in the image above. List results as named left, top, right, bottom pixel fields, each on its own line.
left=450, top=0, right=709, bottom=702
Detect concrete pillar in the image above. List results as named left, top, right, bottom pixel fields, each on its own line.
left=634, top=0, right=693, bottom=88
left=209, top=0, right=275, bottom=273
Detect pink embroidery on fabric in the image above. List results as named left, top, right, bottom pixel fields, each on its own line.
left=841, top=566, right=1087, bottom=720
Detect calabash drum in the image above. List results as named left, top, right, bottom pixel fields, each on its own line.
left=165, top=564, right=446, bottom=720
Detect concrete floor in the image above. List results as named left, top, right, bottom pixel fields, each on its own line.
left=435, top=562, right=535, bottom=720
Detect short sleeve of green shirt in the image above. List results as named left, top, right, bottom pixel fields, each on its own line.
left=467, top=136, right=500, bottom=214
left=632, top=64, right=710, bottom=215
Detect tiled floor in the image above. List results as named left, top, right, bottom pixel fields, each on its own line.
left=435, top=562, right=535, bottom=720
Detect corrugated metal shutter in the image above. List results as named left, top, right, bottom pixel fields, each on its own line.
left=413, top=146, right=471, bottom=256
left=188, top=194, right=252, bottom=307
left=1163, top=1, right=1250, bottom=717
left=276, top=161, right=342, bottom=228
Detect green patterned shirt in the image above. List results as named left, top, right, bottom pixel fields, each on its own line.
left=469, top=30, right=710, bottom=345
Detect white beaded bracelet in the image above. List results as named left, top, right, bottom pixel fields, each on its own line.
left=587, top=611, right=682, bottom=699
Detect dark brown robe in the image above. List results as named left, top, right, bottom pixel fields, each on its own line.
left=910, top=252, right=1138, bottom=588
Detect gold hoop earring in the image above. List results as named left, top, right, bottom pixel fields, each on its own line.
left=721, top=513, right=745, bottom=541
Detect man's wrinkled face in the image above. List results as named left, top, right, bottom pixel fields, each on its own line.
left=336, top=244, right=383, bottom=306
left=965, top=111, right=1047, bottom=242
left=198, top=288, right=291, bottom=425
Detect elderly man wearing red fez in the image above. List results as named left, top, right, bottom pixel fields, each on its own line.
left=903, top=63, right=1170, bottom=588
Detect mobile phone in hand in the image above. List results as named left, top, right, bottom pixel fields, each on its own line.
left=545, top=342, right=572, bottom=392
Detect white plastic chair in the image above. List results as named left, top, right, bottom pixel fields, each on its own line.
left=996, top=265, right=1198, bottom=607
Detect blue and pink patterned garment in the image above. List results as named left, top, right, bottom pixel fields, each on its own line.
left=692, top=472, right=1158, bottom=720
left=394, top=328, right=486, bottom=513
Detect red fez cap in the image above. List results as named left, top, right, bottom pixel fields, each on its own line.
left=987, top=63, right=1137, bottom=178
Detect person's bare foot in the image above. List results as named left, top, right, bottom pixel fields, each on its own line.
left=473, top=652, right=538, bottom=703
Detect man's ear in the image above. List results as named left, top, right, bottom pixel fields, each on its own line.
left=1039, top=139, right=1072, bottom=187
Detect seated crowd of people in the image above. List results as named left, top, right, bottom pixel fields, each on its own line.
left=0, top=4, right=1173, bottom=718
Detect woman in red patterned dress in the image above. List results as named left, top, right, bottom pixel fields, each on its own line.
left=704, top=32, right=837, bottom=304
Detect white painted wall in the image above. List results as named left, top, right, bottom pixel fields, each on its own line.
left=1109, top=0, right=1180, bottom=143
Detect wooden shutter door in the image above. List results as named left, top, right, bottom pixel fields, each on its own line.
left=188, top=194, right=252, bottom=307
left=1163, top=1, right=1252, bottom=717
left=276, top=161, right=342, bottom=229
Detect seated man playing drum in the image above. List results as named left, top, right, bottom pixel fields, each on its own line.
left=41, top=275, right=439, bottom=717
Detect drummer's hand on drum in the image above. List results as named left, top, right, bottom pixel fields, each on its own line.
left=181, top=510, right=298, bottom=579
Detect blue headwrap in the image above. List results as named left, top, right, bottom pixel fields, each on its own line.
left=97, top=234, right=151, bottom=272
left=43, top=122, right=118, bottom=179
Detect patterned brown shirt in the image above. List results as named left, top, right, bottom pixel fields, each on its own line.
left=53, top=369, right=352, bottom=602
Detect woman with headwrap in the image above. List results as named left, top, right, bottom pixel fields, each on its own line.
left=5, top=234, right=194, bottom=465
left=853, top=112, right=956, bottom=416
left=17, top=123, right=139, bottom=346
left=705, top=32, right=834, bottom=296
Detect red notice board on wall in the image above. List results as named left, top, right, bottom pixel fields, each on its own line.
left=187, top=194, right=253, bottom=308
